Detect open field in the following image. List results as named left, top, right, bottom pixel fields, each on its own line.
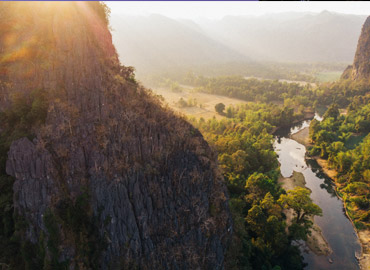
left=153, top=87, right=249, bottom=120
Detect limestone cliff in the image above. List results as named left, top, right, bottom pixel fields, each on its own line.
left=342, top=16, right=370, bottom=81
left=0, top=2, right=231, bottom=269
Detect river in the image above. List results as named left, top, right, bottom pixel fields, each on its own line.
left=273, top=115, right=361, bottom=270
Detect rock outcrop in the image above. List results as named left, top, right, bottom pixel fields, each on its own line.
left=342, top=16, right=370, bottom=81
left=0, top=2, right=231, bottom=269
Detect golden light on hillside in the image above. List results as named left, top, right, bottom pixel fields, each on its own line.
left=0, top=1, right=112, bottom=79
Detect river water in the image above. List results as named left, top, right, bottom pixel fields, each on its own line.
left=273, top=115, right=361, bottom=270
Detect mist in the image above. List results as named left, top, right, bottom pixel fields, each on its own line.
left=110, top=11, right=366, bottom=78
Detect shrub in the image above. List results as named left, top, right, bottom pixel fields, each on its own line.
left=215, top=103, right=225, bottom=114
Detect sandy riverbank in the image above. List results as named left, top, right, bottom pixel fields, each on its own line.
left=278, top=171, right=332, bottom=256
left=291, top=127, right=370, bottom=270
left=290, top=126, right=310, bottom=146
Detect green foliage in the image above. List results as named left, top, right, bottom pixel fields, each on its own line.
left=351, top=197, right=370, bottom=210
left=245, top=173, right=279, bottom=204
left=323, top=103, right=339, bottom=120
left=215, top=103, right=225, bottom=114
left=354, top=221, right=367, bottom=230
left=191, top=75, right=314, bottom=108
left=278, top=188, right=321, bottom=221
left=176, top=97, right=197, bottom=108
left=190, top=104, right=306, bottom=269
left=309, top=101, right=370, bottom=228
left=314, top=78, right=370, bottom=108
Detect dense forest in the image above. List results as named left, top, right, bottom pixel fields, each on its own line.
left=189, top=104, right=322, bottom=269
left=190, top=76, right=313, bottom=105
left=313, top=79, right=370, bottom=107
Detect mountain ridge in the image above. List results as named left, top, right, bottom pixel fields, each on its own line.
left=110, top=11, right=366, bottom=76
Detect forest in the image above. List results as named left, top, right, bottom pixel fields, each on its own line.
left=188, top=103, right=322, bottom=269
left=155, top=62, right=370, bottom=268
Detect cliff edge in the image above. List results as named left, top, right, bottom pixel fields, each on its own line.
left=342, top=16, right=370, bottom=81
left=0, top=2, right=231, bottom=269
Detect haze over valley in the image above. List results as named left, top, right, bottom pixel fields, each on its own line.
left=110, top=11, right=366, bottom=80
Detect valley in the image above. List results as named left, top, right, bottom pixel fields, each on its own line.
left=0, top=2, right=370, bottom=270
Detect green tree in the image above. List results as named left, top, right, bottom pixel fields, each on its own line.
left=278, top=187, right=322, bottom=224
left=245, top=173, right=277, bottom=204
left=323, top=103, right=339, bottom=120
left=215, top=103, right=225, bottom=114
left=177, top=98, right=187, bottom=108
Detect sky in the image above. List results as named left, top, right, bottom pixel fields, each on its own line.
left=106, top=1, right=370, bottom=20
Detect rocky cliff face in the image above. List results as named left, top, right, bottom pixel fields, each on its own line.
left=0, top=2, right=231, bottom=269
left=342, top=16, right=370, bottom=81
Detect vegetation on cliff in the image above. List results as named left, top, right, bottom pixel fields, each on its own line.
left=0, top=89, right=48, bottom=268
left=0, top=2, right=231, bottom=269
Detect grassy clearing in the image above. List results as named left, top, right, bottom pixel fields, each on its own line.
left=315, top=71, right=342, bottom=83
left=153, top=86, right=248, bottom=119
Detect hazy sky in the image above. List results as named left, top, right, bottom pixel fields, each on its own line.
left=106, top=1, right=370, bottom=20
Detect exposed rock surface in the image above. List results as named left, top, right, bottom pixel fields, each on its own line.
left=343, top=16, right=370, bottom=81
left=1, top=2, right=231, bottom=269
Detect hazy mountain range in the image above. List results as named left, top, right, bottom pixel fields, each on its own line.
left=110, top=11, right=366, bottom=75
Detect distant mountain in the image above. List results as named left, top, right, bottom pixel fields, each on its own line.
left=110, top=14, right=247, bottom=74
left=110, top=12, right=366, bottom=75
left=200, top=11, right=367, bottom=63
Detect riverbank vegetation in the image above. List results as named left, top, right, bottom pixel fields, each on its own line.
left=309, top=102, right=370, bottom=230
left=188, top=104, right=322, bottom=269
